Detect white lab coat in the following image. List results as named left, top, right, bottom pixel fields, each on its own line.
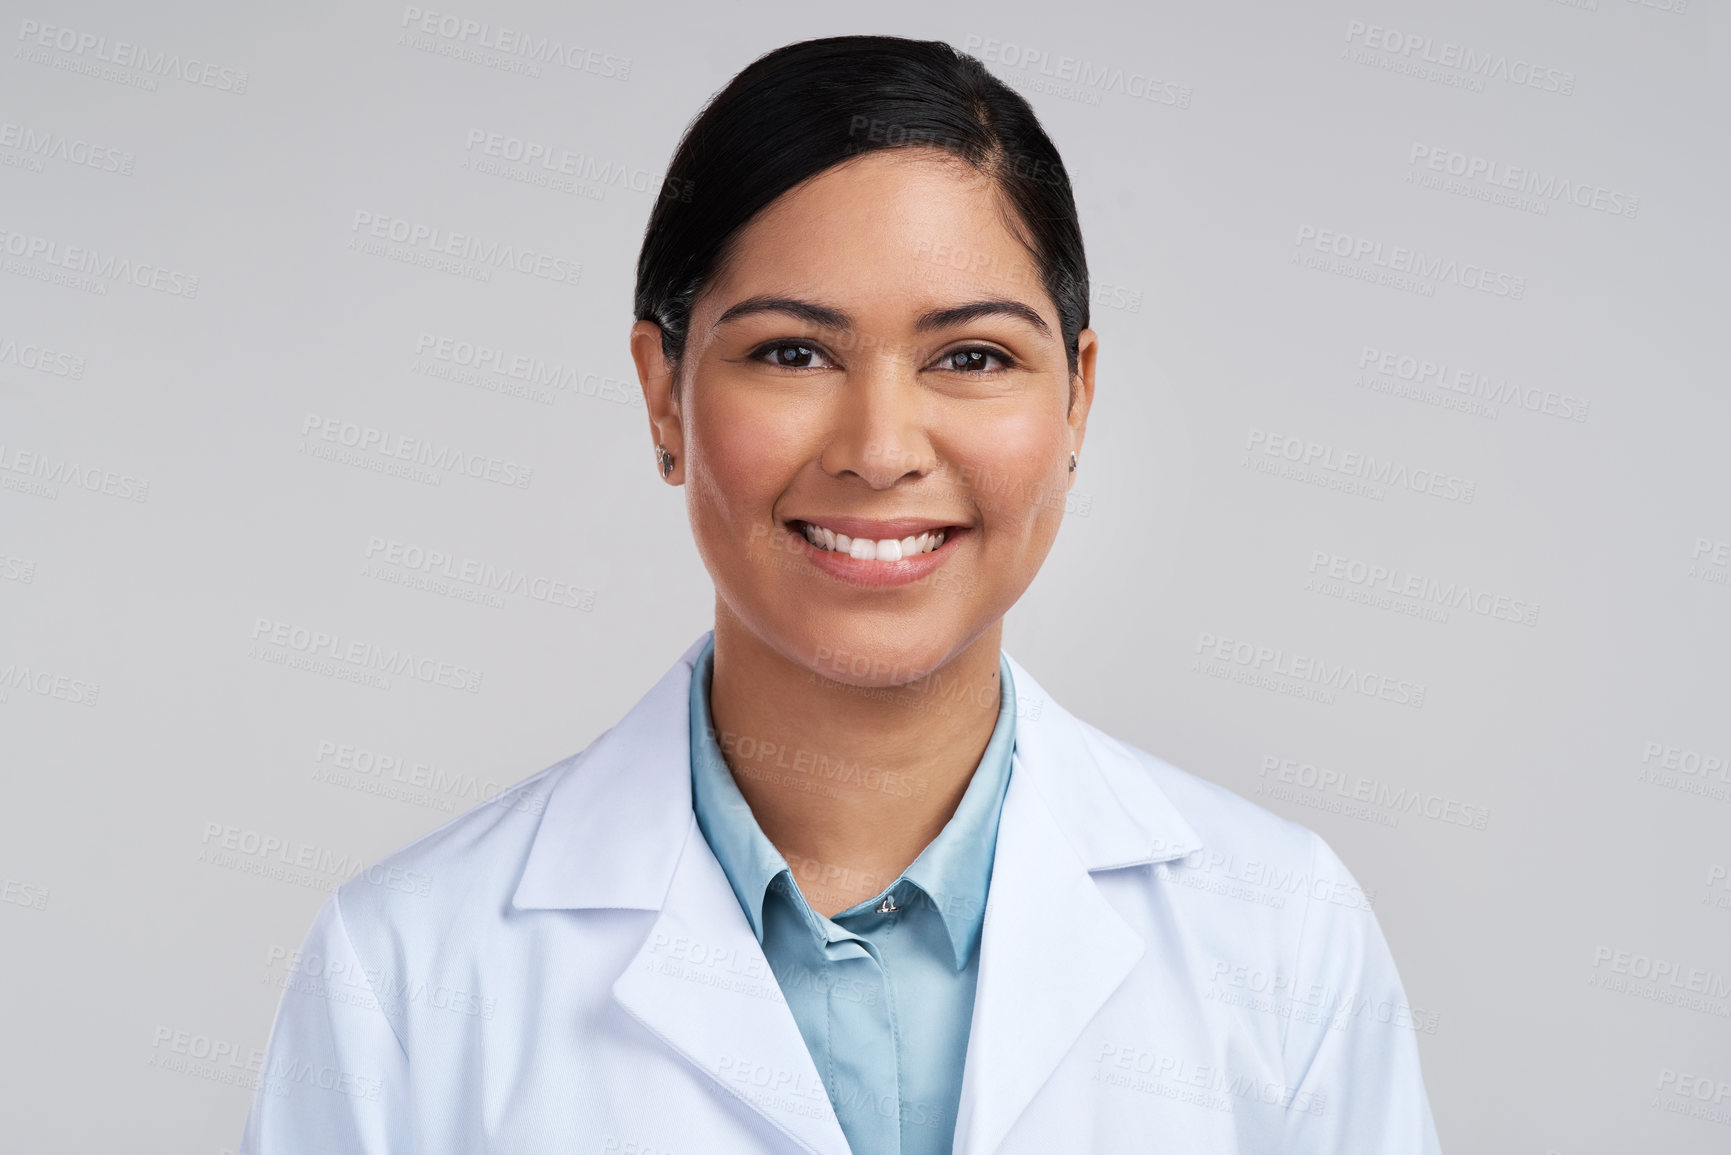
left=241, top=632, right=1442, bottom=1153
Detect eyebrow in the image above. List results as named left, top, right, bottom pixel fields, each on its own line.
left=711, top=295, right=1051, bottom=338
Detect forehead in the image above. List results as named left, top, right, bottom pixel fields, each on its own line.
left=699, top=149, right=1047, bottom=321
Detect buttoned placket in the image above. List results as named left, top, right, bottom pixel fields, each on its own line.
left=766, top=873, right=940, bottom=1154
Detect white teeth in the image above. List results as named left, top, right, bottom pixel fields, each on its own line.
left=798, top=523, right=951, bottom=559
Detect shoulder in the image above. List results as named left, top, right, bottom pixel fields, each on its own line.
left=1063, top=703, right=1336, bottom=884
left=1078, top=715, right=1417, bottom=1005
left=1007, top=653, right=1329, bottom=883
left=1059, top=709, right=1385, bottom=975
left=327, top=750, right=584, bottom=952
left=1055, top=723, right=1440, bottom=1142
left=1132, top=734, right=1321, bottom=866
left=325, top=637, right=707, bottom=954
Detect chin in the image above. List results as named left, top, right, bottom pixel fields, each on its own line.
left=780, top=616, right=975, bottom=691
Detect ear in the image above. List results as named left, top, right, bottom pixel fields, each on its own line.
left=1067, top=327, right=1097, bottom=485
left=630, top=319, right=685, bottom=485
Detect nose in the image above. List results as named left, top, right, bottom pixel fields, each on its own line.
left=818, top=361, right=937, bottom=489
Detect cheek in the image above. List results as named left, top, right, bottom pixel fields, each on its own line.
left=685, top=388, right=803, bottom=532
left=956, top=412, right=1068, bottom=528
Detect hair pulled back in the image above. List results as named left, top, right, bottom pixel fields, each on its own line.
left=634, top=34, right=1090, bottom=381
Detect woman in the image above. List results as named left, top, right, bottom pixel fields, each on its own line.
left=243, top=35, right=1441, bottom=1154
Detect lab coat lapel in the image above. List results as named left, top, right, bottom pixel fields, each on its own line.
left=612, top=818, right=852, bottom=1155
left=951, top=656, right=1203, bottom=1155
left=515, top=633, right=849, bottom=1154
left=950, top=748, right=1145, bottom=1155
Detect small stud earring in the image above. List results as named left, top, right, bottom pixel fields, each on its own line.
left=655, top=444, right=675, bottom=479
left=1068, top=451, right=1077, bottom=473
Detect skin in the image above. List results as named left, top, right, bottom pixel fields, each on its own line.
left=630, top=148, right=1097, bottom=916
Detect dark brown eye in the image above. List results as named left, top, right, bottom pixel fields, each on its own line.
left=943, top=348, right=1008, bottom=372
left=756, top=342, right=828, bottom=369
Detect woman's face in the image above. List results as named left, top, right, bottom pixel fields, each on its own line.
left=634, top=149, right=1096, bottom=687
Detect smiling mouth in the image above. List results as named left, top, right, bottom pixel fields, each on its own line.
left=792, top=520, right=957, bottom=562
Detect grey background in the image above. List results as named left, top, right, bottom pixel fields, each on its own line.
left=2, top=0, right=1727, bottom=1151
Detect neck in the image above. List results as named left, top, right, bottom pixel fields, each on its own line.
left=706, top=601, right=1004, bottom=917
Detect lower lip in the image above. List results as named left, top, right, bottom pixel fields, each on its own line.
left=791, top=525, right=967, bottom=589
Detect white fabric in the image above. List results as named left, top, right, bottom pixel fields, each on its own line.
left=241, top=631, right=1443, bottom=1154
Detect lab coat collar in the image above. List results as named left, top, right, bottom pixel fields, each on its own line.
left=512, top=630, right=1202, bottom=914
left=509, top=631, right=713, bottom=911
left=513, top=632, right=1203, bottom=1153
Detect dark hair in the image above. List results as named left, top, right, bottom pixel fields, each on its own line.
left=634, top=35, right=1090, bottom=383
